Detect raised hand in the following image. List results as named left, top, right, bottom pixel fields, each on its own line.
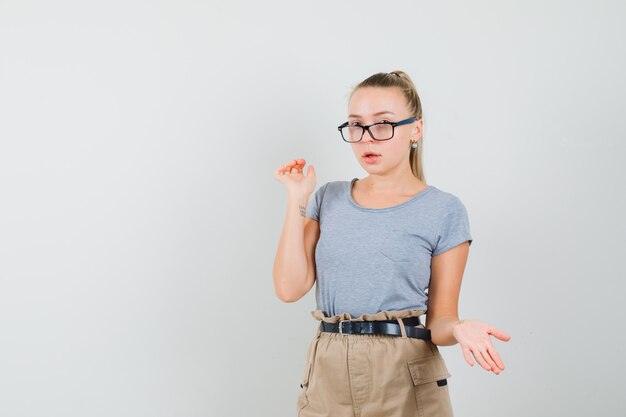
left=452, top=319, right=511, bottom=375
left=274, top=158, right=316, bottom=198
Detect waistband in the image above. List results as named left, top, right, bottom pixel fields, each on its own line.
left=310, top=309, right=426, bottom=323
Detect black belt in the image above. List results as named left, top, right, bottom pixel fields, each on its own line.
left=319, top=316, right=431, bottom=340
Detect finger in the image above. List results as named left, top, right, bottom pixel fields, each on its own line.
left=488, top=327, right=511, bottom=341
left=486, top=345, right=505, bottom=371
left=479, top=348, right=498, bottom=372
left=470, top=347, right=491, bottom=371
left=461, top=345, right=474, bottom=367
left=476, top=349, right=492, bottom=371
left=275, top=167, right=290, bottom=178
left=287, top=159, right=303, bottom=167
left=289, top=161, right=302, bottom=172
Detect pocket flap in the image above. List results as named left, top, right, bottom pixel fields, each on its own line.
left=407, top=354, right=452, bottom=386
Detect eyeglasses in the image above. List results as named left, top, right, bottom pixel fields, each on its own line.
left=338, top=117, right=417, bottom=143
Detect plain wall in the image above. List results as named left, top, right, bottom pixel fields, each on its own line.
left=1, top=1, right=624, bottom=416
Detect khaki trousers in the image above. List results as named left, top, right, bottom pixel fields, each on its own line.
left=296, top=309, right=454, bottom=417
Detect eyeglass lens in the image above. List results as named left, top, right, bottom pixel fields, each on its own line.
left=342, top=123, right=393, bottom=142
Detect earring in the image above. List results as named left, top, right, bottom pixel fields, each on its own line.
left=411, top=141, right=418, bottom=149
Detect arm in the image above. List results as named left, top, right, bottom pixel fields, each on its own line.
left=425, top=241, right=470, bottom=346
left=272, top=194, right=320, bottom=303
left=426, top=241, right=511, bottom=375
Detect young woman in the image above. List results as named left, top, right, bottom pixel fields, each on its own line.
left=273, top=71, right=511, bottom=417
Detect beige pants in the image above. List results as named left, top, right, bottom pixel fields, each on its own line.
left=296, top=309, right=454, bottom=417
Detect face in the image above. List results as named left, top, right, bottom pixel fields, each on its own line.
left=347, top=86, right=422, bottom=175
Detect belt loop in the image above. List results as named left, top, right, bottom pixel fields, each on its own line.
left=397, top=317, right=408, bottom=338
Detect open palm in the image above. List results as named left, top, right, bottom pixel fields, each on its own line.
left=452, top=319, right=511, bottom=375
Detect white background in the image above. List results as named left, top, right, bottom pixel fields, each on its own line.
left=1, top=1, right=624, bottom=416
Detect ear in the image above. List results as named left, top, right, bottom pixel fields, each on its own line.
left=411, top=118, right=423, bottom=141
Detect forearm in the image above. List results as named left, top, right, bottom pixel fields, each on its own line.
left=273, top=194, right=310, bottom=301
left=428, top=317, right=464, bottom=346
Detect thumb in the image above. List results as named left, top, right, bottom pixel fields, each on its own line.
left=489, top=327, right=511, bottom=341
left=307, top=164, right=315, bottom=177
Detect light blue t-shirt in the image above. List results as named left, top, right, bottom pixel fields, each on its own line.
left=306, top=177, right=473, bottom=318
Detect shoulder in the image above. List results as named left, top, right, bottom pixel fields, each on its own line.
left=313, top=180, right=348, bottom=197
left=427, top=186, right=470, bottom=220
left=426, top=185, right=466, bottom=207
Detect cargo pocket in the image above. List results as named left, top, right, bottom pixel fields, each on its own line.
left=296, top=361, right=312, bottom=414
left=407, top=354, right=454, bottom=417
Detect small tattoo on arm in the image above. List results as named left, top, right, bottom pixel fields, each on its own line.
left=299, top=205, right=306, bottom=217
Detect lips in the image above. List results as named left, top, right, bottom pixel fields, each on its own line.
left=362, top=151, right=381, bottom=157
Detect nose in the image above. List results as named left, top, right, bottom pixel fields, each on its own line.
left=362, top=128, right=376, bottom=142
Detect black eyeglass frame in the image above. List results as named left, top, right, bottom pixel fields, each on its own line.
left=337, top=117, right=418, bottom=142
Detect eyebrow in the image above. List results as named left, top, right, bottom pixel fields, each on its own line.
left=348, top=111, right=395, bottom=118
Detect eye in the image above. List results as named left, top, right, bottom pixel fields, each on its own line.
left=349, top=121, right=362, bottom=126
left=378, top=119, right=391, bottom=124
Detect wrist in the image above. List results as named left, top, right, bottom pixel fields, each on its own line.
left=287, top=192, right=311, bottom=205
left=452, top=319, right=465, bottom=331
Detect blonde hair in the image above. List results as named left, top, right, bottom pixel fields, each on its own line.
left=349, top=70, right=425, bottom=181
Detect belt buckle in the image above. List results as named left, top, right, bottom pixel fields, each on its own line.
left=338, top=320, right=350, bottom=335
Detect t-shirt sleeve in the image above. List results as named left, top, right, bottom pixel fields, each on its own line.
left=306, top=182, right=329, bottom=221
left=432, top=196, right=473, bottom=256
